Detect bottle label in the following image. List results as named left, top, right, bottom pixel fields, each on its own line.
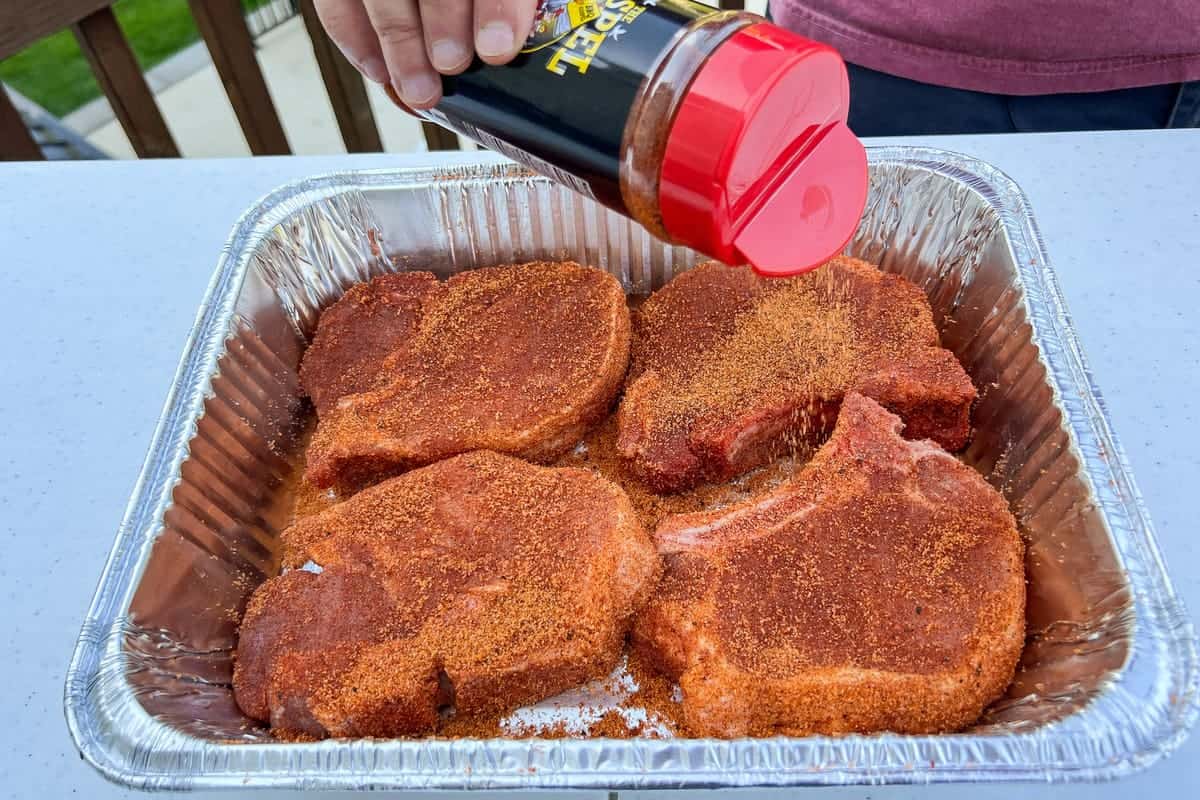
left=427, top=0, right=713, bottom=216
left=522, top=1, right=603, bottom=52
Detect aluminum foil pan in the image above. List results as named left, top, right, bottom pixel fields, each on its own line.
left=65, top=148, right=1198, bottom=790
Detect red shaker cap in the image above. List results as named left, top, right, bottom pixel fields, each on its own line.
left=658, top=24, right=868, bottom=277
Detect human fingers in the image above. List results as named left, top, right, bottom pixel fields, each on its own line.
left=312, top=0, right=389, bottom=84
left=363, top=0, right=442, bottom=108
left=474, top=0, right=538, bottom=65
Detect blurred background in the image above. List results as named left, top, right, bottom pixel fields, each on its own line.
left=0, top=0, right=766, bottom=160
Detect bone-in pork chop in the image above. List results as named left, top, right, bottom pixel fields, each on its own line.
left=235, top=450, right=660, bottom=738
left=304, top=261, right=631, bottom=491
left=618, top=258, right=975, bottom=492
left=633, top=394, right=1024, bottom=736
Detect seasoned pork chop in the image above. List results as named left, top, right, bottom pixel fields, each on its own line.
left=618, top=258, right=975, bottom=492
left=634, top=394, right=1024, bottom=736
left=235, top=451, right=660, bottom=738
left=305, top=261, right=631, bottom=491
left=300, top=271, right=439, bottom=415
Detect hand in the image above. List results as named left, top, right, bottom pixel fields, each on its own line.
left=314, top=0, right=538, bottom=109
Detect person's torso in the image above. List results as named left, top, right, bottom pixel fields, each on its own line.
left=773, top=0, right=1200, bottom=94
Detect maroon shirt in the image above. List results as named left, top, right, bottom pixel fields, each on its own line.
left=773, top=0, right=1200, bottom=94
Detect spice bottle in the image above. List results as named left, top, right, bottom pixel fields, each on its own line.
left=409, top=1, right=868, bottom=276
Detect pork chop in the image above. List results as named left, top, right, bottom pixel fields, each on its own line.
left=633, top=393, right=1025, bottom=736
left=618, top=258, right=976, bottom=492
left=235, top=450, right=660, bottom=738
left=305, top=261, right=631, bottom=491
left=300, top=271, right=439, bottom=415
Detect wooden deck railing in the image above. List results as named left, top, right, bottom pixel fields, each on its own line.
left=1, top=0, right=742, bottom=161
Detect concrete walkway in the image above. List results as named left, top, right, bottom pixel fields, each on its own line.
left=75, top=18, right=433, bottom=158
left=70, top=2, right=766, bottom=158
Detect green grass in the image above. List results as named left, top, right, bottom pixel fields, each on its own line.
left=0, top=0, right=275, bottom=117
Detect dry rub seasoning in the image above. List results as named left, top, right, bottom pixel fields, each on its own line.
left=398, top=1, right=869, bottom=276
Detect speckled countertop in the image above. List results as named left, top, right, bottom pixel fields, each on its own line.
left=0, top=130, right=1196, bottom=798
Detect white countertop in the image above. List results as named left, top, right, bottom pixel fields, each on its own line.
left=0, top=130, right=1196, bottom=798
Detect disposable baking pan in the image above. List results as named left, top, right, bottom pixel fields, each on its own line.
left=65, top=148, right=1197, bottom=789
